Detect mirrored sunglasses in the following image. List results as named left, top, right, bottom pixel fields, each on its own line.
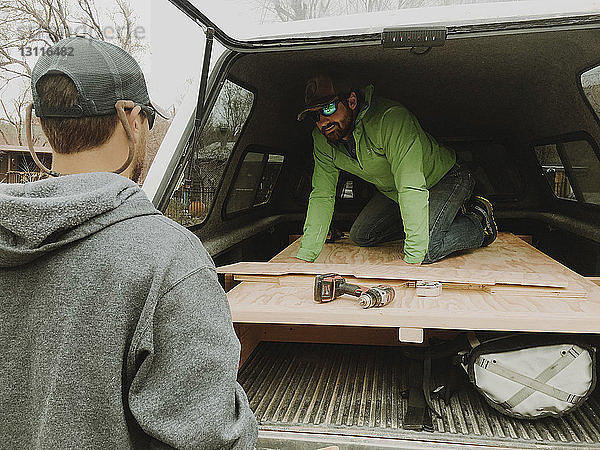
left=308, top=99, right=341, bottom=122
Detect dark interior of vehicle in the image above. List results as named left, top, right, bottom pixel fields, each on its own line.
left=192, top=28, right=600, bottom=278
left=172, top=25, right=600, bottom=447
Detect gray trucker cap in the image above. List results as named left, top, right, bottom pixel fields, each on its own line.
left=31, top=36, right=163, bottom=120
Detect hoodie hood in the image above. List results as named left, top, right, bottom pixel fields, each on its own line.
left=0, top=172, right=160, bottom=268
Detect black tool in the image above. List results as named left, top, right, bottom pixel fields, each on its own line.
left=313, top=273, right=395, bottom=309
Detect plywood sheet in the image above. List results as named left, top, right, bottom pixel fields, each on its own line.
left=271, top=233, right=552, bottom=274
left=269, top=233, right=598, bottom=293
left=226, top=278, right=600, bottom=334
left=226, top=233, right=600, bottom=333
left=271, top=237, right=403, bottom=265
left=218, top=261, right=569, bottom=288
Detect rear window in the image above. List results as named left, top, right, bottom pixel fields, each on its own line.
left=534, top=139, right=600, bottom=205
left=192, top=0, right=590, bottom=41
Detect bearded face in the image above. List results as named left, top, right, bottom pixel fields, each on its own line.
left=316, top=100, right=355, bottom=145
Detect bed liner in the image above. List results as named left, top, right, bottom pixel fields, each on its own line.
left=243, top=341, right=600, bottom=449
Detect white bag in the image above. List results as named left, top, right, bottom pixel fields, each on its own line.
left=463, top=334, right=596, bottom=419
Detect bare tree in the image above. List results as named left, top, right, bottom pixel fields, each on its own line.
left=0, top=0, right=143, bottom=144
left=0, top=88, right=29, bottom=146
left=107, top=0, right=147, bottom=56
left=217, top=82, right=254, bottom=138
left=584, top=85, right=600, bottom=117
left=0, top=123, right=8, bottom=144
left=261, top=0, right=335, bottom=22
left=346, top=0, right=399, bottom=12
left=260, top=0, right=434, bottom=22
left=261, top=0, right=523, bottom=22
left=0, top=0, right=141, bottom=71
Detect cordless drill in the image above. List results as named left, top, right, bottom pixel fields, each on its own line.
left=313, top=273, right=395, bottom=309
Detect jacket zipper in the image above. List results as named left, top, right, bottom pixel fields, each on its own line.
left=351, top=132, right=364, bottom=170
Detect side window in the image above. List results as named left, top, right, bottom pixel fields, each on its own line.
left=340, top=180, right=354, bottom=199
left=534, top=140, right=600, bottom=205
left=226, top=150, right=284, bottom=215
left=534, top=144, right=575, bottom=201
left=562, top=141, right=600, bottom=205
left=164, top=80, right=254, bottom=226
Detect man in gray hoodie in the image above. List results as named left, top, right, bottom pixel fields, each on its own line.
left=0, top=37, right=257, bottom=449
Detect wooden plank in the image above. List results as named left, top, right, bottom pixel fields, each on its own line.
left=258, top=324, right=402, bottom=346
left=234, top=274, right=586, bottom=300
left=218, top=261, right=569, bottom=288
left=269, top=233, right=598, bottom=293
left=234, top=323, right=262, bottom=368
left=236, top=274, right=490, bottom=292
left=235, top=274, right=409, bottom=288
left=588, top=277, right=600, bottom=287
left=484, top=284, right=587, bottom=299
left=248, top=323, right=459, bottom=346
left=226, top=280, right=600, bottom=334
left=224, top=273, right=236, bottom=292
left=271, top=237, right=402, bottom=265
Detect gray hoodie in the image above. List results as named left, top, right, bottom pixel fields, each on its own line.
left=0, top=172, right=257, bottom=449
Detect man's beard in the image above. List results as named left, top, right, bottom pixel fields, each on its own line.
left=322, top=111, right=354, bottom=145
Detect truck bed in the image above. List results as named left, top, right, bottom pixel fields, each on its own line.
left=225, top=234, right=600, bottom=448
left=241, top=341, right=600, bottom=449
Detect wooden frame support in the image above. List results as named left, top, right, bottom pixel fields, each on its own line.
left=234, top=324, right=262, bottom=367
left=224, top=273, right=237, bottom=292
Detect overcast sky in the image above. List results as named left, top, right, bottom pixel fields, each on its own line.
left=1, top=0, right=599, bottom=114
left=0, top=1, right=225, bottom=114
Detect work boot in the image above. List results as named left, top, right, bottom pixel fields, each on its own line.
left=466, top=196, right=497, bottom=247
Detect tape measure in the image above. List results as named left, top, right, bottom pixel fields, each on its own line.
left=416, top=280, right=442, bottom=297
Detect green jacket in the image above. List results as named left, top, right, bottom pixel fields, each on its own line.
left=297, top=85, right=456, bottom=264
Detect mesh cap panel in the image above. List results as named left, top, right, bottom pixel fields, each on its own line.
left=32, top=37, right=150, bottom=118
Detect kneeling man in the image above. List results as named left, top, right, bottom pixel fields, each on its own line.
left=296, top=74, right=497, bottom=265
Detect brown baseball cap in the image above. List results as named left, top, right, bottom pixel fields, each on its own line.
left=297, top=74, right=340, bottom=121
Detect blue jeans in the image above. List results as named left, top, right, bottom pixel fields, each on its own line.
left=349, top=162, right=484, bottom=264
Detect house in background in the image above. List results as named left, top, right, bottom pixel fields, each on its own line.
left=0, top=145, right=52, bottom=183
